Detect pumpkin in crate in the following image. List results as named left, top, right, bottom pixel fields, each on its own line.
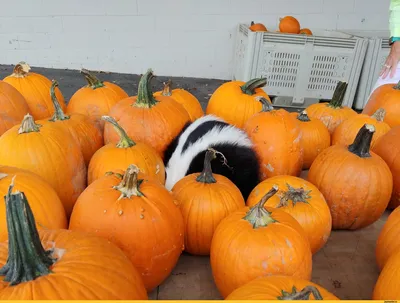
left=0, top=181, right=148, bottom=300
left=243, top=98, right=303, bottom=179
left=210, top=185, right=312, bottom=298
left=332, top=108, right=390, bottom=149
left=0, top=113, right=86, bottom=217
left=3, top=62, right=66, bottom=120
left=308, top=124, right=393, bottom=230
left=225, top=275, right=339, bottom=300
left=279, top=16, right=300, bottom=34
left=206, top=78, right=271, bottom=128
left=247, top=175, right=331, bottom=254
left=88, top=116, right=165, bottom=185
left=249, top=21, right=267, bottom=32
left=69, top=164, right=184, bottom=292
left=171, top=149, right=245, bottom=256
left=104, top=69, right=190, bottom=157
left=67, top=69, right=129, bottom=131
left=0, top=166, right=67, bottom=242
left=154, top=80, right=204, bottom=122
left=373, top=250, right=400, bottom=300
left=300, top=28, right=313, bottom=35
left=306, top=81, right=357, bottom=134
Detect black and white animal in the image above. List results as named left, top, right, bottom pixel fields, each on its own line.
left=163, top=114, right=261, bottom=200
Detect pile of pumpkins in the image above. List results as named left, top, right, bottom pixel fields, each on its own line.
left=0, top=61, right=399, bottom=300
left=250, top=15, right=313, bottom=35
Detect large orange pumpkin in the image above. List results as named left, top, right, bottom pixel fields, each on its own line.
left=0, top=182, right=148, bottom=300
left=206, top=78, right=271, bottom=128
left=3, top=62, right=66, bottom=120
left=373, top=250, right=400, bottom=300
left=306, top=81, right=357, bottom=134
left=171, top=149, right=245, bottom=256
left=0, top=113, right=86, bottom=217
left=225, top=275, right=339, bottom=300
left=210, top=186, right=312, bottom=298
left=249, top=21, right=267, bottom=32
left=279, top=16, right=301, bottom=34
left=243, top=98, right=303, bottom=179
left=69, top=164, right=184, bottom=291
left=308, top=124, right=393, bottom=230
left=104, top=69, right=190, bottom=156
left=66, top=69, right=129, bottom=131
left=247, top=175, right=331, bottom=254
left=88, top=115, right=165, bottom=185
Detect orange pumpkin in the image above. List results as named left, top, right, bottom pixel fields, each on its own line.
left=243, top=98, right=303, bottom=179
left=171, top=149, right=245, bottom=255
left=279, top=16, right=301, bottom=34
left=225, top=275, right=339, bottom=300
left=66, top=69, right=129, bottom=131
left=3, top=62, right=66, bottom=120
left=308, top=124, right=393, bottom=230
left=0, top=113, right=86, bottom=217
left=206, top=78, right=271, bottom=128
left=372, top=126, right=400, bottom=209
left=362, top=81, right=400, bottom=127
left=306, top=81, right=357, bottom=134
left=247, top=175, right=331, bottom=254
left=88, top=115, right=165, bottom=185
left=104, top=69, right=190, bottom=156
left=373, top=250, right=400, bottom=300
left=0, top=182, right=148, bottom=300
left=299, top=28, right=313, bottom=35
left=210, top=186, right=312, bottom=298
left=154, top=80, right=204, bottom=122
left=249, top=21, right=267, bottom=32
left=332, top=108, right=390, bottom=149
left=69, top=164, right=184, bottom=291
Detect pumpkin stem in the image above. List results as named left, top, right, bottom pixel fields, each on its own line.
left=393, top=81, right=400, bottom=90
left=0, top=177, right=56, bottom=285
left=240, top=78, right=267, bottom=96
left=49, top=80, right=70, bottom=122
left=196, top=149, right=218, bottom=184
left=80, top=68, right=105, bottom=89
left=251, top=21, right=255, bottom=26
left=277, top=183, right=311, bottom=207
left=10, top=61, right=31, bottom=78
left=18, top=113, right=42, bottom=134
left=348, top=124, right=375, bottom=158
left=296, top=110, right=311, bottom=122
left=161, top=80, right=173, bottom=97
left=328, top=81, right=348, bottom=108
left=243, top=185, right=279, bottom=228
left=255, top=96, right=274, bottom=112
left=101, top=116, right=136, bottom=148
left=371, top=108, right=386, bottom=122
left=135, top=68, right=159, bottom=108
left=277, top=285, right=323, bottom=300
left=113, top=164, right=145, bottom=200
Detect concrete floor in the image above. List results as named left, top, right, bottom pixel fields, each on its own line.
left=0, top=65, right=389, bottom=300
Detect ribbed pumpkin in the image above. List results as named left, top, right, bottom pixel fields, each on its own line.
left=373, top=250, right=400, bottom=300
left=332, top=108, right=390, bottom=149
left=154, top=80, right=204, bottom=122
left=247, top=175, right=331, bottom=254
left=88, top=116, right=165, bottom=185
left=249, top=21, right=267, bottom=32
left=66, top=69, right=129, bottom=131
left=171, top=149, right=245, bottom=256
left=306, top=81, right=357, bottom=134
left=0, top=113, right=86, bottom=217
left=225, top=276, right=339, bottom=300
left=3, top=62, right=66, bottom=120
left=243, top=98, right=303, bottom=179
left=300, top=28, right=313, bottom=35
left=308, top=124, right=393, bottom=230
left=0, top=182, right=148, bottom=300
left=210, top=186, right=312, bottom=298
left=69, top=164, right=184, bottom=292
left=0, top=167, right=67, bottom=242
left=279, top=16, right=301, bottom=34
left=104, top=69, right=190, bottom=157
left=0, top=80, right=30, bottom=136
left=206, top=78, right=271, bottom=128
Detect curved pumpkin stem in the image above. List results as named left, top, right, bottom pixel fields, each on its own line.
left=348, top=124, right=375, bottom=158
left=0, top=177, right=56, bottom=285
left=277, top=183, right=312, bottom=207
left=328, top=81, right=348, bottom=108
left=49, top=80, right=70, bottom=122
left=277, top=285, right=323, bottom=300
left=113, top=164, right=145, bottom=200
left=296, top=110, right=311, bottom=122
left=135, top=69, right=159, bottom=108
left=255, top=96, right=274, bottom=112
left=101, top=116, right=136, bottom=148
left=240, top=78, right=267, bottom=96
left=250, top=21, right=255, bottom=26
left=80, top=68, right=105, bottom=89
left=18, top=113, right=42, bottom=134
left=371, top=108, right=386, bottom=122
left=196, top=149, right=218, bottom=184
left=393, top=80, right=400, bottom=90
left=10, top=61, right=31, bottom=78
left=161, top=80, right=173, bottom=97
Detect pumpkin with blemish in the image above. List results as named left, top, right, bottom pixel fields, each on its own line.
left=210, top=186, right=312, bottom=298
left=373, top=250, right=400, bottom=300
left=69, top=164, right=184, bottom=292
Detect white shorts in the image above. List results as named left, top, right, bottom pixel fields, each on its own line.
left=369, top=62, right=400, bottom=98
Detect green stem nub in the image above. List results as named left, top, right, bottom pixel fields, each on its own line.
left=255, top=96, right=274, bottom=112
left=135, top=68, right=159, bottom=108
left=296, top=110, right=311, bottom=122
left=0, top=178, right=55, bottom=286
left=277, top=285, right=323, bottom=300
left=240, top=78, right=267, bottom=96
left=101, top=116, right=136, bottom=148
left=328, top=81, right=348, bottom=108
left=196, top=149, right=217, bottom=184
left=113, top=164, right=145, bottom=200
left=348, top=124, right=375, bottom=158
left=18, top=113, right=42, bottom=134
left=80, top=68, right=105, bottom=89
left=371, top=108, right=386, bottom=122
left=161, top=80, right=173, bottom=97
left=49, top=80, right=69, bottom=122
left=243, top=185, right=279, bottom=228
left=393, top=80, right=400, bottom=90
left=277, top=183, right=311, bottom=207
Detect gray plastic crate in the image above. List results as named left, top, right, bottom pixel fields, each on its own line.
left=233, top=24, right=369, bottom=108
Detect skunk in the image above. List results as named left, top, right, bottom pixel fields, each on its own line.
left=163, top=114, right=261, bottom=200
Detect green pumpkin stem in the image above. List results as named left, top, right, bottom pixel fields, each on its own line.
left=196, top=149, right=218, bottom=184
left=371, top=108, right=386, bottom=122
left=296, top=110, right=311, bottom=122
left=18, top=113, right=42, bottom=134
left=277, top=285, right=323, bottom=300
left=243, top=185, right=279, bottom=228
left=256, top=96, right=274, bottom=112
left=80, top=68, right=105, bottom=89
left=11, top=61, right=31, bottom=78
left=113, top=164, right=145, bottom=200
left=0, top=177, right=56, bottom=285
left=240, top=78, right=267, bottom=96
left=277, top=183, right=311, bottom=208
left=328, top=81, right=348, bottom=108
left=101, top=116, right=136, bottom=148
left=49, top=80, right=69, bottom=122
left=348, top=124, right=375, bottom=158
left=161, top=80, right=173, bottom=97
left=393, top=80, right=400, bottom=90
left=135, top=69, right=159, bottom=108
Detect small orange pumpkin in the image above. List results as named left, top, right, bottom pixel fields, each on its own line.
left=373, top=250, right=400, bottom=300
left=249, top=21, right=267, bottom=32
left=279, top=16, right=301, bottom=34
left=299, top=28, right=313, bottom=35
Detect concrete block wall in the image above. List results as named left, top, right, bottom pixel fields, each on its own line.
left=0, top=0, right=391, bottom=80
